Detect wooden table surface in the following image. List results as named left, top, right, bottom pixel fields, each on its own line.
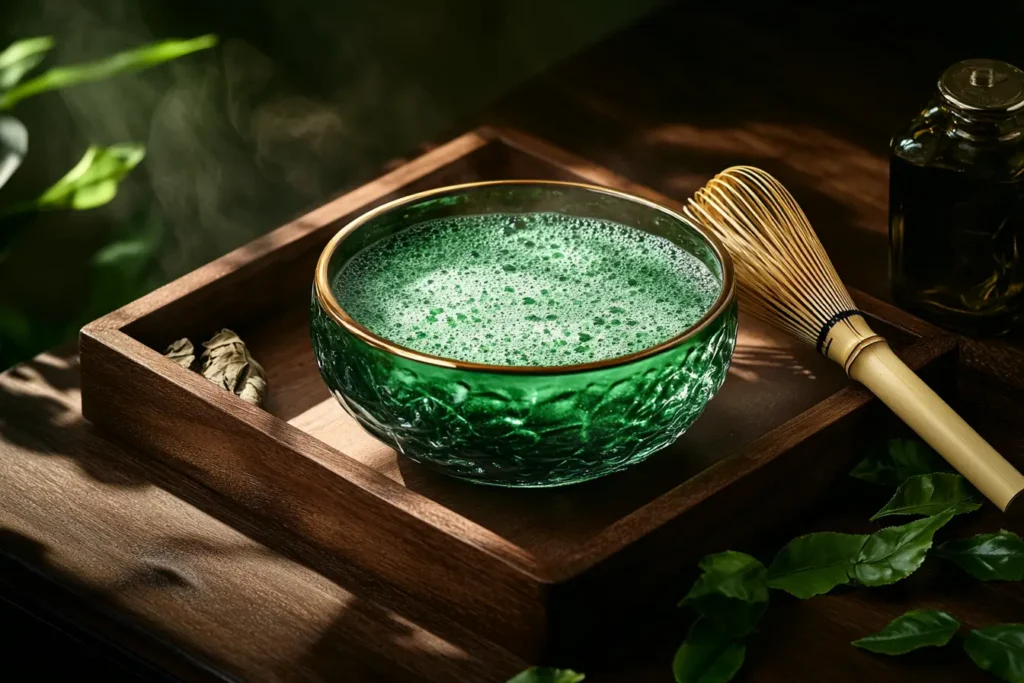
left=3, top=5, right=1024, bottom=682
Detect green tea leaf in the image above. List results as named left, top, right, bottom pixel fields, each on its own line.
left=0, top=37, right=54, bottom=90
left=681, top=551, right=768, bottom=637
left=92, top=236, right=156, bottom=271
left=507, top=667, right=585, bottom=683
left=77, top=204, right=164, bottom=321
left=937, top=530, right=1024, bottom=581
left=851, top=510, right=955, bottom=586
left=964, top=624, right=1024, bottom=683
left=0, top=35, right=217, bottom=110
left=852, top=609, right=960, bottom=655
left=0, top=306, right=32, bottom=350
left=673, top=619, right=746, bottom=683
left=766, top=532, right=867, bottom=599
left=870, top=473, right=982, bottom=521
left=34, top=143, right=145, bottom=211
left=850, top=438, right=950, bottom=486
left=0, top=114, right=27, bottom=191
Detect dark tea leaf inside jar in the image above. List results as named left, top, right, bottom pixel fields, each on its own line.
left=889, top=58, right=1024, bottom=335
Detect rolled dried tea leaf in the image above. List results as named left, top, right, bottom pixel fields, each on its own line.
left=164, top=337, right=195, bottom=370
left=200, top=329, right=267, bottom=407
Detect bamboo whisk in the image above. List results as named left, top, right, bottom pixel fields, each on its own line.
left=685, top=166, right=1024, bottom=512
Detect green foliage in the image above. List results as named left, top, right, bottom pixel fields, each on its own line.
left=673, top=619, right=746, bottom=683
left=670, top=441, right=964, bottom=682
left=766, top=511, right=954, bottom=598
left=870, top=473, right=982, bottom=521
left=0, top=33, right=214, bottom=369
left=964, top=625, right=1024, bottom=682
left=0, top=35, right=217, bottom=110
left=937, top=530, right=1024, bottom=582
left=507, top=667, right=585, bottom=683
left=681, top=551, right=769, bottom=637
left=0, top=37, right=54, bottom=90
left=674, top=552, right=767, bottom=682
left=82, top=205, right=165, bottom=319
left=0, top=306, right=32, bottom=351
left=511, top=439, right=1001, bottom=682
left=766, top=531, right=866, bottom=599
left=849, top=438, right=950, bottom=486
left=32, top=143, right=146, bottom=211
left=0, top=114, right=27, bottom=189
left=852, top=510, right=955, bottom=586
left=852, top=610, right=960, bottom=655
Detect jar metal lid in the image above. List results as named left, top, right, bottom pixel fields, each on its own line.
left=939, top=59, right=1024, bottom=114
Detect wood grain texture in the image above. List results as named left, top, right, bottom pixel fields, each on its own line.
left=959, top=337, right=1024, bottom=391
left=81, top=326, right=548, bottom=657
left=4, top=345, right=1023, bottom=682
left=6, top=5, right=1024, bottom=679
left=0, top=351, right=525, bottom=683
left=79, top=127, right=961, bottom=659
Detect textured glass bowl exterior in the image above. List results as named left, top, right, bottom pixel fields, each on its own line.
left=311, top=181, right=737, bottom=487
left=312, top=295, right=736, bottom=486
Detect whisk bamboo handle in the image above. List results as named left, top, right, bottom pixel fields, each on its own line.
left=828, top=317, right=1024, bottom=511
left=685, top=164, right=1024, bottom=513
left=850, top=342, right=1024, bottom=511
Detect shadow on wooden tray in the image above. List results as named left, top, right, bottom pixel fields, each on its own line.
left=0, top=436, right=525, bottom=682
left=3, top=299, right=1021, bottom=683
left=577, top=478, right=1024, bottom=683
left=0, top=350, right=526, bottom=681
left=0, top=347, right=152, bottom=489
left=577, top=370, right=1024, bottom=682
left=3, top=377, right=1023, bottom=683
left=0, top=522, right=520, bottom=682
left=484, top=4, right=1024, bottom=305
left=0, top=527, right=202, bottom=682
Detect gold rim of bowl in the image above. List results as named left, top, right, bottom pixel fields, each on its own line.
left=314, top=180, right=736, bottom=375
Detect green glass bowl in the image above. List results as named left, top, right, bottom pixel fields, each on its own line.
left=311, top=181, right=737, bottom=487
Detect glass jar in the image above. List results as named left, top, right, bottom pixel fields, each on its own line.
left=889, top=59, right=1024, bottom=335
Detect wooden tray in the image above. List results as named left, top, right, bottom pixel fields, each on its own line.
left=80, top=127, right=957, bottom=661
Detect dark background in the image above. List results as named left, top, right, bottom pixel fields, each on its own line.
left=3, top=1, right=1024, bottom=680
left=3, top=1, right=1024, bottom=369
left=3, top=2, right=1024, bottom=369
left=0, top=0, right=661, bottom=369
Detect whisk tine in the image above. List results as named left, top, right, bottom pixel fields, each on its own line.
left=684, top=166, right=857, bottom=348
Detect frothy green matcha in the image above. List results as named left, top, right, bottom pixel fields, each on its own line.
left=333, top=212, right=720, bottom=366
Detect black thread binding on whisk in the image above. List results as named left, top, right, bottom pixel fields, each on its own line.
left=815, top=309, right=862, bottom=355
